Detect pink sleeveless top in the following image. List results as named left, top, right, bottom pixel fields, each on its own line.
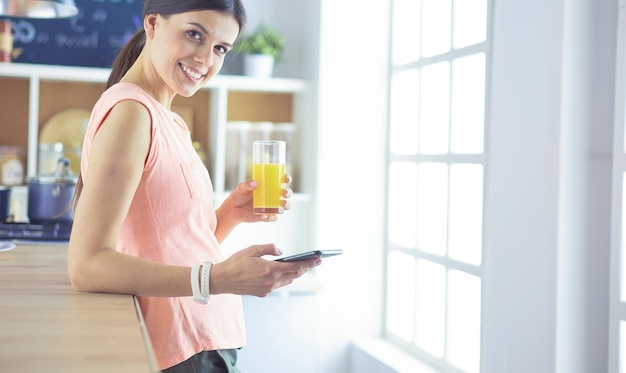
left=81, top=83, right=245, bottom=370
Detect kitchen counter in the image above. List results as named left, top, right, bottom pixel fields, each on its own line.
left=0, top=244, right=155, bottom=372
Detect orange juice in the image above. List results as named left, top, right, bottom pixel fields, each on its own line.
left=253, top=162, right=285, bottom=214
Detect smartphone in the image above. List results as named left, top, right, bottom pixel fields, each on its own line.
left=275, top=249, right=343, bottom=262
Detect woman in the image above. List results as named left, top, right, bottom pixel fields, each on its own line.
left=67, top=1, right=320, bottom=371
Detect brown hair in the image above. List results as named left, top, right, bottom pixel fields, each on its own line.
left=72, top=0, right=246, bottom=214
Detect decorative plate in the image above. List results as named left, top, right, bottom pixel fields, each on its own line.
left=40, top=108, right=91, bottom=148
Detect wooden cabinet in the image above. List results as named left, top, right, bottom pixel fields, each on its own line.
left=0, top=63, right=309, bottom=196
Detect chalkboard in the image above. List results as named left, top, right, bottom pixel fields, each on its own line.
left=11, top=0, right=143, bottom=68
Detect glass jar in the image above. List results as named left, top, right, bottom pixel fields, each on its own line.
left=0, top=146, right=25, bottom=186
left=225, top=121, right=251, bottom=190
left=0, top=20, right=12, bottom=63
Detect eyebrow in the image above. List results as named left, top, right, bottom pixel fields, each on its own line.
left=188, top=22, right=233, bottom=48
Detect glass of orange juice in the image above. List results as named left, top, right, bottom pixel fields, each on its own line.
left=252, top=140, right=286, bottom=215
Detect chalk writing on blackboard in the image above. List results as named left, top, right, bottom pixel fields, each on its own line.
left=11, top=0, right=143, bottom=68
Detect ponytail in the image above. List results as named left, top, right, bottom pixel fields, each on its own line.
left=106, top=30, right=146, bottom=89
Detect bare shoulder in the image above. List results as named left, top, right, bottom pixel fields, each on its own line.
left=106, top=99, right=152, bottom=130
left=95, top=99, right=151, bottom=147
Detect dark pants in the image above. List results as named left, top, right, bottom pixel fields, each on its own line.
left=161, top=349, right=240, bottom=373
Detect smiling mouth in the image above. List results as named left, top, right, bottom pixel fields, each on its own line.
left=180, top=64, right=204, bottom=80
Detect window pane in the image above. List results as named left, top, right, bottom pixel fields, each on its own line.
left=417, top=163, right=448, bottom=255
left=420, top=62, right=450, bottom=154
left=452, top=0, right=488, bottom=49
left=386, top=250, right=416, bottom=341
left=421, top=0, right=451, bottom=57
left=388, top=162, right=418, bottom=248
left=450, top=54, right=486, bottom=154
left=390, top=69, right=420, bottom=155
left=448, top=164, right=483, bottom=265
left=447, top=270, right=481, bottom=373
left=392, top=0, right=421, bottom=64
left=415, top=259, right=446, bottom=357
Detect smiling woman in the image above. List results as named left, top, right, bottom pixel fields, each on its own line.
left=65, top=1, right=322, bottom=372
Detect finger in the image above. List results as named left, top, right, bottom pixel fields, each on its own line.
left=244, top=180, right=258, bottom=191
left=230, top=181, right=256, bottom=201
left=282, top=199, right=291, bottom=211
left=277, top=259, right=321, bottom=277
left=242, top=243, right=282, bottom=257
left=283, top=187, right=293, bottom=198
left=261, top=214, right=278, bottom=222
left=284, top=174, right=292, bottom=184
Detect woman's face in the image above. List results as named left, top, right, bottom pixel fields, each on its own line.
left=145, top=10, right=240, bottom=97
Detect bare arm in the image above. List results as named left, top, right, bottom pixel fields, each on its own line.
left=67, top=100, right=192, bottom=296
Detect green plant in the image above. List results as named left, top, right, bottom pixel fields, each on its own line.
left=236, top=23, right=285, bottom=61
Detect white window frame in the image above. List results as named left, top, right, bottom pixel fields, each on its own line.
left=383, top=1, right=492, bottom=372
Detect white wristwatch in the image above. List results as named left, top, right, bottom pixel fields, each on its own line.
left=191, top=264, right=209, bottom=304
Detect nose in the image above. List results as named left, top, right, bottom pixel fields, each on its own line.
left=196, top=46, right=214, bottom=67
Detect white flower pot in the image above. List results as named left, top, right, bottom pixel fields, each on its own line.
left=243, top=54, right=275, bottom=78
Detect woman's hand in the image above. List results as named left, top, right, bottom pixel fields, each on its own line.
left=210, top=243, right=320, bottom=297
left=214, top=174, right=293, bottom=242
left=221, top=174, right=293, bottom=223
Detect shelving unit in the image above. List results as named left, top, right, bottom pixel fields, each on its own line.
left=0, top=63, right=309, bottom=197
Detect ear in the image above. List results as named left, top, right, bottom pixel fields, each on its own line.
left=144, top=14, right=158, bottom=39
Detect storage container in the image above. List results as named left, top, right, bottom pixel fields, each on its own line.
left=225, top=121, right=251, bottom=190
left=271, top=122, right=298, bottom=189
left=0, top=146, right=25, bottom=186
left=39, top=142, right=81, bottom=175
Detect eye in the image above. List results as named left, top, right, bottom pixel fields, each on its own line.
left=186, top=30, right=203, bottom=42
left=215, top=45, right=230, bottom=55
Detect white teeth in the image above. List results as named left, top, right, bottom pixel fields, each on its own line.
left=182, top=65, right=202, bottom=79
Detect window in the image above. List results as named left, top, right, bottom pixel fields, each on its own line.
left=384, top=1, right=490, bottom=372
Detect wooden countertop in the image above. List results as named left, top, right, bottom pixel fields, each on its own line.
left=0, top=244, right=155, bottom=372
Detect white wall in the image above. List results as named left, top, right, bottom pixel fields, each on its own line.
left=483, top=0, right=615, bottom=372
left=231, top=1, right=389, bottom=372
left=225, top=0, right=309, bottom=79
left=556, top=0, right=615, bottom=371
left=313, top=0, right=390, bottom=372
left=238, top=2, right=390, bottom=371
left=482, top=0, right=563, bottom=370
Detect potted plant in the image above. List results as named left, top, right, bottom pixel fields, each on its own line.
left=236, top=23, right=285, bottom=78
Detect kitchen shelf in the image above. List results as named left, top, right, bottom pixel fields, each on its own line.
left=0, top=63, right=309, bottom=196
left=0, top=62, right=111, bottom=82
left=0, top=62, right=306, bottom=91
